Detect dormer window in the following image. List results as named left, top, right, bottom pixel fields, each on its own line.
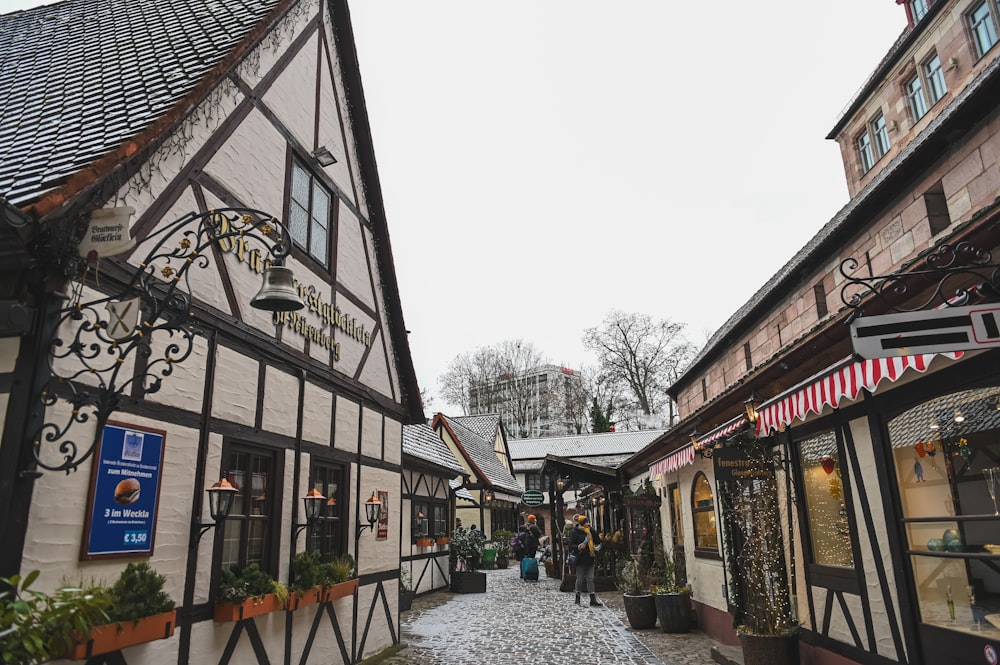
left=909, top=0, right=930, bottom=23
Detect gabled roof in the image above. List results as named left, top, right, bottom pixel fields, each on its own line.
left=402, top=423, right=465, bottom=477
left=508, top=430, right=666, bottom=462
left=434, top=414, right=521, bottom=497
left=0, top=0, right=283, bottom=208
left=448, top=414, right=501, bottom=442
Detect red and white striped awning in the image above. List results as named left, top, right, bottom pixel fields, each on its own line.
left=648, top=444, right=695, bottom=478
left=696, top=416, right=748, bottom=449
left=755, top=351, right=964, bottom=436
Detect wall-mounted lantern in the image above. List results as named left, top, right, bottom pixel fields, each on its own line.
left=195, top=478, right=238, bottom=542
left=357, top=491, right=381, bottom=537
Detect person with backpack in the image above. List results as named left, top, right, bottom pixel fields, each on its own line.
left=518, top=515, right=542, bottom=581
left=568, top=514, right=603, bottom=606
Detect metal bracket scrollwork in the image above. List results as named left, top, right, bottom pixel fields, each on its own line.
left=32, top=208, right=293, bottom=475
left=839, top=242, right=1000, bottom=323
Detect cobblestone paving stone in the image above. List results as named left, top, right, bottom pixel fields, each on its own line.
left=380, top=566, right=723, bottom=665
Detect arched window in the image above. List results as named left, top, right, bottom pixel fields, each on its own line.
left=691, top=472, right=718, bottom=554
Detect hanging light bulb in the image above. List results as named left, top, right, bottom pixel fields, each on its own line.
left=954, top=410, right=965, bottom=423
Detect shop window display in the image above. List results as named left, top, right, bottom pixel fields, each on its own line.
left=889, top=386, right=1000, bottom=635
left=798, top=429, right=856, bottom=568
left=692, top=472, right=718, bottom=552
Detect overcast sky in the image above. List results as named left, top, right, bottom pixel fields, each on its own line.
left=1, top=0, right=908, bottom=414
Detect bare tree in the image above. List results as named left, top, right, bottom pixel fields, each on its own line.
left=437, top=339, right=551, bottom=437
left=582, top=311, right=694, bottom=429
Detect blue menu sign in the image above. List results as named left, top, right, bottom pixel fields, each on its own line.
left=82, top=421, right=167, bottom=559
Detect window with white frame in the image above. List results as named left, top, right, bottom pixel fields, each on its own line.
left=969, top=1, right=999, bottom=59
left=910, top=0, right=930, bottom=22
left=288, top=159, right=332, bottom=266
left=924, top=53, right=947, bottom=103
left=906, top=71, right=928, bottom=121
left=873, top=112, right=890, bottom=159
left=857, top=129, right=875, bottom=173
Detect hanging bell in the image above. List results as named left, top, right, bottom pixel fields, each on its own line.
left=250, top=265, right=304, bottom=312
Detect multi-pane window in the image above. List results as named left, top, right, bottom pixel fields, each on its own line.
left=220, top=446, right=278, bottom=574
left=970, top=1, right=999, bottom=58
left=413, top=501, right=447, bottom=538
left=288, top=160, right=331, bottom=265
left=797, top=430, right=855, bottom=568
left=857, top=130, right=875, bottom=172
left=306, top=461, right=344, bottom=558
left=872, top=113, right=890, bottom=159
left=524, top=473, right=542, bottom=491
left=906, top=73, right=928, bottom=120
left=691, top=472, right=718, bottom=552
left=910, top=0, right=930, bottom=22
left=924, top=54, right=947, bottom=103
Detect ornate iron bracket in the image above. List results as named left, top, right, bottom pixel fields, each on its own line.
left=30, top=208, right=293, bottom=475
left=839, top=242, right=1000, bottom=323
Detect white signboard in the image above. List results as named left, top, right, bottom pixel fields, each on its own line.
left=851, top=305, right=1000, bottom=358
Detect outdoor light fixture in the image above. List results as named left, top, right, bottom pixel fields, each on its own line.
left=195, top=478, right=238, bottom=542
left=556, top=480, right=565, bottom=491
left=311, top=146, right=337, bottom=166
left=294, top=488, right=328, bottom=539
left=744, top=392, right=762, bottom=425
left=690, top=429, right=700, bottom=447
left=954, top=410, right=965, bottom=423
left=930, top=420, right=940, bottom=430
left=357, top=491, right=381, bottom=537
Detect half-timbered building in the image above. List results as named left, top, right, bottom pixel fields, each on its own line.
left=0, top=1, right=423, bottom=664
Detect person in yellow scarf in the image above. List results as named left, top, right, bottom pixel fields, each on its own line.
left=568, top=514, right=603, bottom=606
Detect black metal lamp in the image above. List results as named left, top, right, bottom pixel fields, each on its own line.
left=744, top=392, right=762, bottom=424
left=692, top=429, right=714, bottom=459
left=293, top=488, right=327, bottom=539
left=195, top=478, right=238, bottom=542
left=357, top=491, right=381, bottom=537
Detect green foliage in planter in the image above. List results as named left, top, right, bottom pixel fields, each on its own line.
left=399, top=567, right=412, bottom=592
left=616, top=559, right=646, bottom=595
left=290, top=551, right=323, bottom=592
left=491, top=529, right=514, bottom=558
left=449, top=526, right=485, bottom=570
left=0, top=570, right=109, bottom=665
left=315, top=553, right=356, bottom=587
left=218, top=564, right=288, bottom=606
left=106, top=562, right=175, bottom=623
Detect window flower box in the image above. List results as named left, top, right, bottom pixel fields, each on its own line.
left=415, top=537, right=435, bottom=547
left=288, top=586, right=321, bottom=611
left=213, top=592, right=285, bottom=622
left=322, top=578, right=359, bottom=602
left=436, top=536, right=450, bottom=545
left=69, top=610, right=177, bottom=660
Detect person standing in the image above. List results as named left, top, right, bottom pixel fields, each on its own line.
left=568, top=514, right=603, bottom=606
left=522, top=514, right=542, bottom=559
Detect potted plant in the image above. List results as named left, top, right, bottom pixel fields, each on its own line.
left=617, top=559, right=657, bottom=630
left=649, top=524, right=693, bottom=633
left=1, top=570, right=109, bottom=665
left=435, top=531, right=450, bottom=545
left=214, top=563, right=289, bottom=622
left=492, top=529, right=513, bottom=569
left=415, top=536, right=435, bottom=548
left=288, top=551, right=323, bottom=610
left=69, top=562, right=176, bottom=659
left=449, top=527, right=486, bottom=593
left=318, top=554, right=358, bottom=602
left=399, top=568, right=415, bottom=612
left=722, top=442, right=799, bottom=665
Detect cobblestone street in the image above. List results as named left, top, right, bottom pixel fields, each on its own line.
left=380, top=566, right=738, bottom=665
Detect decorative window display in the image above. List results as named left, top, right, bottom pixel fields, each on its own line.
left=798, top=429, right=856, bottom=568
left=692, top=472, right=718, bottom=552
left=888, top=386, right=1000, bottom=635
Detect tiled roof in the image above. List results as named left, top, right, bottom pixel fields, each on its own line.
left=513, top=453, right=633, bottom=474
left=449, top=478, right=473, bottom=502
left=0, top=0, right=281, bottom=206
left=449, top=414, right=500, bottom=442
left=402, top=423, right=465, bottom=477
left=439, top=415, right=521, bottom=496
left=507, top=430, right=667, bottom=462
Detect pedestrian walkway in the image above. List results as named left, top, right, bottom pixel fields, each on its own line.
left=378, top=565, right=741, bottom=665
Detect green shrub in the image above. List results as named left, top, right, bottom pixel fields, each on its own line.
left=492, top=529, right=514, bottom=558
left=218, top=564, right=287, bottom=606
left=290, top=551, right=323, bottom=592
left=106, top=563, right=174, bottom=622
left=1, top=571, right=109, bottom=665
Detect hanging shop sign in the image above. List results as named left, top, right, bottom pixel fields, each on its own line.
left=521, top=490, right=544, bottom=506
left=851, top=305, right=1000, bottom=358
left=81, top=421, right=167, bottom=559
left=623, top=494, right=660, bottom=508
left=712, top=446, right=774, bottom=483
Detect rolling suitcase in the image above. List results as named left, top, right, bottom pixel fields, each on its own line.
left=520, top=556, right=539, bottom=581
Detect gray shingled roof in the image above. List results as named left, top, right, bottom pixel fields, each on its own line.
left=402, top=423, right=465, bottom=477
left=439, top=415, right=521, bottom=497
left=449, top=414, right=501, bottom=442
left=514, top=453, right=633, bottom=474
left=0, top=0, right=281, bottom=205
left=508, top=430, right=666, bottom=462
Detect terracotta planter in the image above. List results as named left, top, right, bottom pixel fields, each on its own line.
left=623, top=593, right=658, bottom=630
left=436, top=537, right=450, bottom=545
left=415, top=537, right=435, bottom=547
left=654, top=593, right=691, bottom=633
left=289, top=587, right=321, bottom=611
left=213, top=592, right=285, bottom=622
left=739, top=632, right=800, bottom=665
left=69, top=610, right=176, bottom=660
left=323, top=578, right=359, bottom=602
